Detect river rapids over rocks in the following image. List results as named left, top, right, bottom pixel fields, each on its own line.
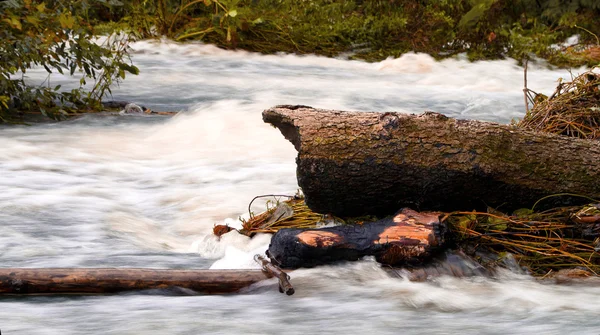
left=0, top=40, right=598, bottom=334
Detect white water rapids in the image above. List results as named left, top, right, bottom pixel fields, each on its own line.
left=1, top=40, right=599, bottom=334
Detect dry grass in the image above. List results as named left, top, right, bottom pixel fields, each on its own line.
left=240, top=197, right=336, bottom=235
left=519, top=67, right=600, bottom=139
left=565, top=45, right=600, bottom=65
left=444, top=203, right=600, bottom=276
left=509, top=66, right=600, bottom=275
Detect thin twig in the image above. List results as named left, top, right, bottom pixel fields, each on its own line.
left=247, top=194, right=295, bottom=218
left=523, top=58, right=529, bottom=114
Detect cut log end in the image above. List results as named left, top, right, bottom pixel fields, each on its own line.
left=262, top=105, right=310, bottom=151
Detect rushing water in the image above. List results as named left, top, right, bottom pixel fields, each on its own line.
left=1, top=40, right=598, bottom=334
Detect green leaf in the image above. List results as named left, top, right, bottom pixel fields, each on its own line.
left=447, top=215, right=474, bottom=231
left=212, top=14, right=221, bottom=27
left=5, top=16, right=22, bottom=30
left=458, top=0, right=497, bottom=29
left=0, top=96, right=9, bottom=109
left=228, top=10, right=237, bottom=18
left=512, top=208, right=534, bottom=218
left=118, top=63, right=139, bottom=75
left=487, top=216, right=508, bottom=231
left=83, top=63, right=91, bottom=76
left=59, top=13, right=75, bottom=29
left=25, top=15, right=40, bottom=26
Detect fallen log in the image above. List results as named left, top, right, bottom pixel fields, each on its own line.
left=267, top=208, right=445, bottom=269
left=0, top=268, right=270, bottom=295
left=263, top=105, right=600, bottom=216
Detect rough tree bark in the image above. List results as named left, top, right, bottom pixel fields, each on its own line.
left=267, top=209, right=445, bottom=269
left=0, top=268, right=270, bottom=295
left=263, top=105, right=600, bottom=217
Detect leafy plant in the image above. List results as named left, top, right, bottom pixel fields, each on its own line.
left=0, top=0, right=139, bottom=122
left=99, top=0, right=600, bottom=66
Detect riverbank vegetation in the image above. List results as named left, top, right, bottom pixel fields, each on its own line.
left=99, top=0, right=600, bottom=65
left=1, top=0, right=600, bottom=121
left=0, top=0, right=139, bottom=122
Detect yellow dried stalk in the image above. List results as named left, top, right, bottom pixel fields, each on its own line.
left=241, top=198, right=333, bottom=235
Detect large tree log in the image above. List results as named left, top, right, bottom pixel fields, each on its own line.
left=267, top=208, right=445, bottom=269
left=263, top=105, right=600, bottom=216
left=0, top=268, right=270, bottom=295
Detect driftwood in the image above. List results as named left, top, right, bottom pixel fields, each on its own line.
left=263, top=105, right=600, bottom=217
left=255, top=255, right=294, bottom=295
left=267, top=208, right=445, bottom=269
left=0, top=268, right=271, bottom=295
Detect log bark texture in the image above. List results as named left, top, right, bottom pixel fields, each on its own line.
left=267, top=208, right=445, bottom=269
left=0, top=268, right=269, bottom=295
left=263, top=105, right=600, bottom=216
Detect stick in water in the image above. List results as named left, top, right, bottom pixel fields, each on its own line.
left=254, top=254, right=295, bottom=295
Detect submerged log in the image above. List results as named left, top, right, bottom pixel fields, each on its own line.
left=0, top=268, right=270, bottom=295
left=263, top=105, right=600, bottom=216
left=267, top=208, right=445, bottom=269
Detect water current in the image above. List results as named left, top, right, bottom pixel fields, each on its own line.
left=1, top=40, right=598, bottom=334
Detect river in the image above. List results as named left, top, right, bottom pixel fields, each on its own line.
left=1, top=40, right=598, bottom=334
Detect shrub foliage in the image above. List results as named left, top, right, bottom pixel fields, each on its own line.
left=105, top=0, right=600, bottom=64
left=1, top=0, right=599, bottom=122
left=0, top=0, right=138, bottom=122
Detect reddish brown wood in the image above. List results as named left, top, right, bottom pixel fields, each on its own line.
left=267, top=208, right=445, bottom=268
left=0, top=268, right=270, bottom=295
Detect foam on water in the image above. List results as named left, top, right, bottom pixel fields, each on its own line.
left=1, top=100, right=297, bottom=262
left=6, top=260, right=600, bottom=334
